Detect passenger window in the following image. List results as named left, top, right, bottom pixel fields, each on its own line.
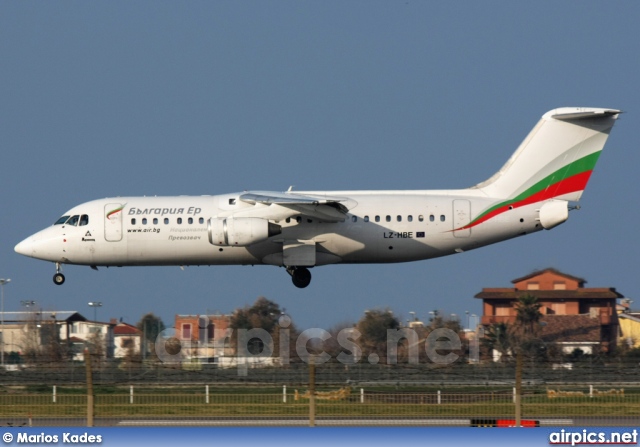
left=418, top=215, right=424, bottom=222
left=153, top=218, right=158, bottom=225
left=296, top=216, right=301, bottom=223
left=131, top=218, right=136, bottom=225
left=408, top=215, right=413, bottom=222
left=364, top=216, right=369, bottom=222
left=164, top=218, right=169, bottom=224
left=142, top=218, right=147, bottom=225
left=375, top=216, right=380, bottom=222
left=55, top=216, right=70, bottom=225
left=352, top=216, right=357, bottom=222
left=199, top=217, right=204, bottom=224
left=66, top=215, right=80, bottom=226
left=229, top=198, right=236, bottom=205
left=386, top=215, right=391, bottom=222
left=79, top=215, right=89, bottom=226
left=430, top=215, right=435, bottom=222
left=397, top=215, right=402, bottom=222
left=286, top=218, right=291, bottom=223
left=177, top=218, right=182, bottom=225
left=188, top=217, right=193, bottom=224
left=440, top=215, right=445, bottom=222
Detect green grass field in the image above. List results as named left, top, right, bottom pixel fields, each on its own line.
left=0, top=385, right=634, bottom=420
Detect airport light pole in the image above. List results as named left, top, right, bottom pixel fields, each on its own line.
left=0, top=279, right=11, bottom=367
left=88, top=302, right=102, bottom=322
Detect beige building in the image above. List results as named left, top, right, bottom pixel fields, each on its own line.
left=0, top=310, right=115, bottom=364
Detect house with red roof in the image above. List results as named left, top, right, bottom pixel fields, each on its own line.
left=475, top=268, right=624, bottom=355
left=113, top=320, right=142, bottom=358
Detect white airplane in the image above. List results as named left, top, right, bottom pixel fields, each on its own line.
left=15, top=107, right=620, bottom=288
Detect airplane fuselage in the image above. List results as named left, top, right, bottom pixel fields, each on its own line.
left=16, top=191, right=540, bottom=268
left=14, top=107, right=621, bottom=288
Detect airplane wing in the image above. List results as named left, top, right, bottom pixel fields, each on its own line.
left=239, top=191, right=351, bottom=222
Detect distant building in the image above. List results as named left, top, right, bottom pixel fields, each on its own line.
left=113, top=320, right=142, bottom=358
left=58, top=315, right=115, bottom=360
left=475, top=268, right=624, bottom=355
left=617, top=299, right=640, bottom=349
left=0, top=310, right=115, bottom=363
left=174, top=314, right=233, bottom=364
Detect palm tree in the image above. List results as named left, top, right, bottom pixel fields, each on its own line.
left=481, top=322, right=511, bottom=362
left=513, top=293, right=543, bottom=426
left=514, top=294, right=543, bottom=338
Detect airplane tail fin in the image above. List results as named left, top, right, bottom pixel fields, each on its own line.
left=475, top=107, right=621, bottom=203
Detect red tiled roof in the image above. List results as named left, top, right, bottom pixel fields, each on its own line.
left=114, top=323, right=141, bottom=335
left=539, top=315, right=602, bottom=343
left=511, top=268, right=587, bottom=285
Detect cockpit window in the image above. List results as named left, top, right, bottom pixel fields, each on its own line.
left=66, top=215, right=80, bottom=226
left=54, top=216, right=70, bottom=225
left=79, top=215, right=89, bottom=226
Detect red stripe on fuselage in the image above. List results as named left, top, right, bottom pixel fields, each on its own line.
left=459, top=170, right=593, bottom=230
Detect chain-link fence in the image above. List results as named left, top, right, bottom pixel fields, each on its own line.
left=0, top=357, right=638, bottom=426
left=0, top=384, right=636, bottom=427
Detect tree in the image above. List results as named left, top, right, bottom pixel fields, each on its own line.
left=481, top=322, right=511, bottom=362
left=512, top=293, right=543, bottom=426
left=41, top=320, right=67, bottom=364
left=356, top=309, right=400, bottom=364
left=513, top=294, right=543, bottom=339
left=230, top=297, right=298, bottom=359
left=323, top=321, right=358, bottom=363
left=230, top=297, right=281, bottom=335
left=136, top=313, right=166, bottom=341
left=136, top=313, right=166, bottom=359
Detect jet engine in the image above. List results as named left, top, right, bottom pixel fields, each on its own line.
left=208, top=217, right=281, bottom=246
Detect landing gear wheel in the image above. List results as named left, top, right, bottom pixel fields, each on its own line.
left=291, top=267, right=311, bottom=289
left=53, top=273, right=65, bottom=285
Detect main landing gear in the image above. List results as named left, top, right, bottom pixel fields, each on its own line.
left=53, top=262, right=65, bottom=285
left=287, top=266, right=311, bottom=289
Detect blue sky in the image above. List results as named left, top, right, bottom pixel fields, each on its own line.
left=2, top=2, right=638, bottom=331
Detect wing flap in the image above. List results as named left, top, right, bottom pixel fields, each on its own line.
left=239, top=191, right=351, bottom=222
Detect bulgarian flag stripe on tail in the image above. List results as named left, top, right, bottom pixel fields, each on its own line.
left=459, top=151, right=601, bottom=230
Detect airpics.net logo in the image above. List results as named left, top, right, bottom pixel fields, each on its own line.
left=549, top=429, right=638, bottom=446
left=153, top=315, right=482, bottom=376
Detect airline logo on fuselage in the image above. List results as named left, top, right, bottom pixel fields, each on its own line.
left=127, top=207, right=202, bottom=216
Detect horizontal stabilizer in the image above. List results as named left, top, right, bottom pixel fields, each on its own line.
left=550, top=108, right=621, bottom=121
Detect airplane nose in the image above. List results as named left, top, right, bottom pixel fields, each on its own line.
left=15, top=229, right=65, bottom=262
left=15, top=238, right=34, bottom=257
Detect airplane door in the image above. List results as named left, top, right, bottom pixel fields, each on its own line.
left=453, top=200, right=471, bottom=238
left=104, top=203, right=124, bottom=242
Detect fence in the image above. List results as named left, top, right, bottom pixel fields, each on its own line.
left=0, top=385, right=635, bottom=427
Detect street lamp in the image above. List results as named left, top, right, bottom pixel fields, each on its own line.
left=0, top=278, right=11, bottom=367
left=88, top=302, right=102, bottom=322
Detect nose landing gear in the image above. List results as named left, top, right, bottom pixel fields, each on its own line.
left=53, top=262, right=65, bottom=285
left=286, top=266, right=311, bottom=288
